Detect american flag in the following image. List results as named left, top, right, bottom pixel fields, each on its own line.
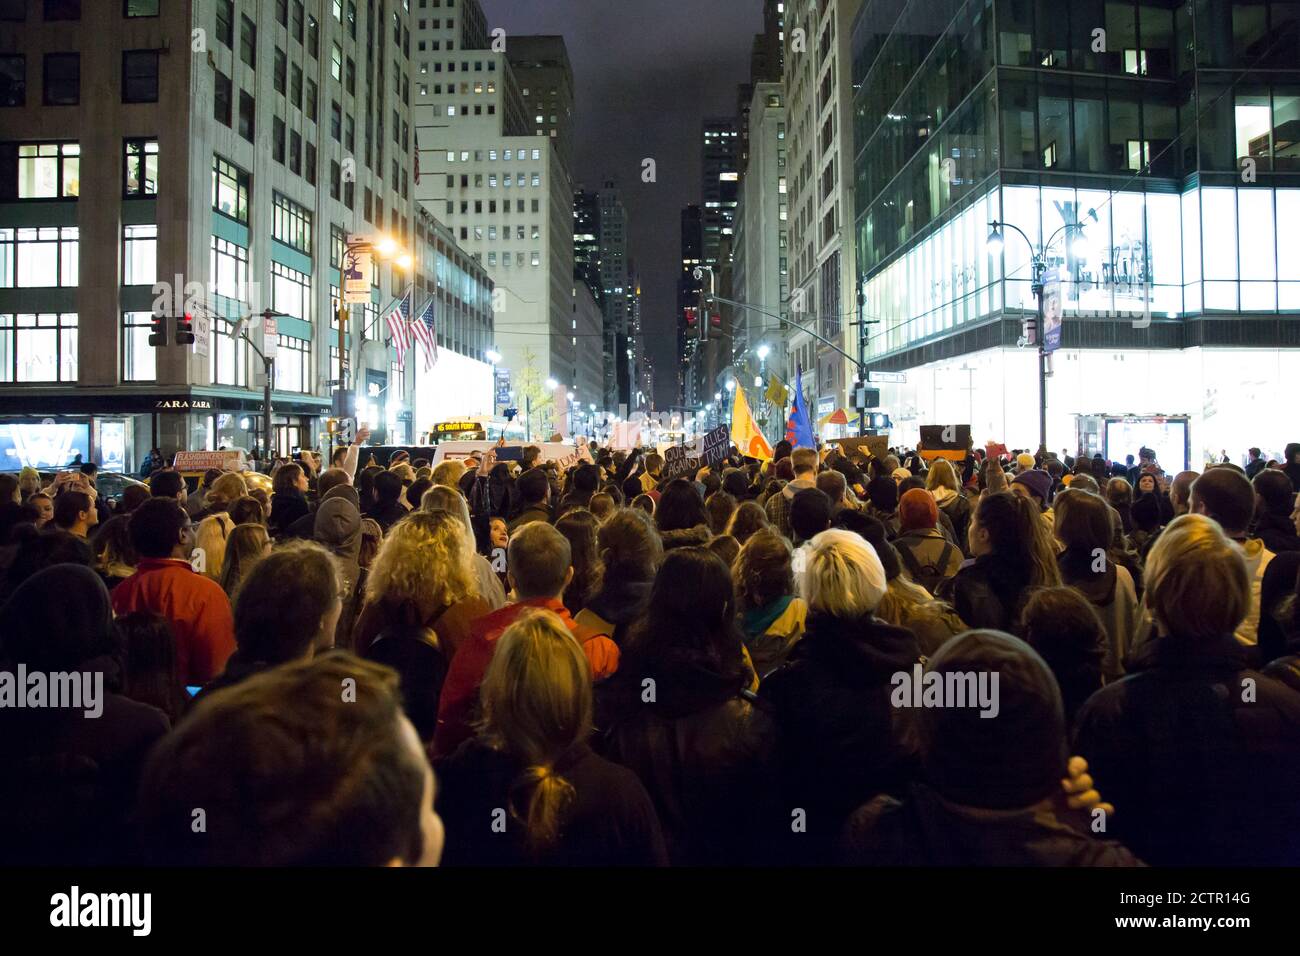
left=385, top=288, right=413, bottom=371
left=411, top=295, right=438, bottom=372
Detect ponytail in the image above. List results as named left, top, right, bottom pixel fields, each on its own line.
left=509, top=763, right=577, bottom=853
left=976, top=492, right=1061, bottom=588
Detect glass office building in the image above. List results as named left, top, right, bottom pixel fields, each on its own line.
left=851, top=0, right=1300, bottom=458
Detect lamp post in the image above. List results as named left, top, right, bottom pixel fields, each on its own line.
left=986, top=212, right=1096, bottom=456
left=230, top=308, right=285, bottom=465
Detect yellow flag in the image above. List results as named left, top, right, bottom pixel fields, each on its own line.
left=731, top=385, right=773, bottom=461
left=765, top=373, right=788, bottom=407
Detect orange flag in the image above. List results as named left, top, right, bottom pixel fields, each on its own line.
left=731, top=384, right=773, bottom=461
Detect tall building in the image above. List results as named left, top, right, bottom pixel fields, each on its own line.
left=597, top=180, right=630, bottom=410
left=851, top=0, right=1300, bottom=459
left=0, top=0, right=486, bottom=468
left=572, top=187, right=602, bottom=306
left=678, top=204, right=704, bottom=407
left=752, top=0, right=786, bottom=84
left=570, top=280, right=603, bottom=425
left=701, top=118, right=740, bottom=270
left=411, top=2, right=576, bottom=424
left=507, top=35, right=575, bottom=180
left=733, top=82, right=790, bottom=440
left=784, top=0, right=862, bottom=431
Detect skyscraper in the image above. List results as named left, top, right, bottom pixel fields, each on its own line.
left=597, top=180, right=630, bottom=410
left=507, top=35, right=576, bottom=180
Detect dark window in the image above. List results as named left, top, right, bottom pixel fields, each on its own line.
left=330, top=100, right=341, bottom=141
left=307, top=15, right=319, bottom=58
left=214, top=69, right=232, bottom=125
left=238, top=90, right=255, bottom=141
left=0, top=55, right=24, bottom=106
left=240, top=14, right=256, bottom=69
left=43, top=0, right=78, bottom=19
left=347, top=0, right=356, bottom=39
left=43, top=53, right=79, bottom=105
left=344, top=114, right=354, bottom=151
left=291, top=1, right=304, bottom=43
left=0, top=1, right=26, bottom=22
left=125, top=0, right=159, bottom=16
left=123, top=138, right=158, bottom=196
left=330, top=160, right=341, bottom=200
left=345, top=57, right=355, bottom=95
left=274, top=48, right=286, bottom=94
left=344, top=178, right=354, bottom=209
left=273, top=117, right=286, bottom=164
left=275, top=0, right=287, bottom=26
left=305, top=79, right=317, bottom=121
left=290, top=64, right=302, bottom=108
left=305, top=141, right=317, bottom=185
left=289, top=130, right=302, bottom=174
left=121, top=50, right=159, bottom=103
left=215, top=0, right=233, bottom=47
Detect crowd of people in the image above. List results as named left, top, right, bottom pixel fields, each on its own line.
left=2, top=435, right=1300, bottom=867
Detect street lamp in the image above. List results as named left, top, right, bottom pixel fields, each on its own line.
left=757, top=343, right=770, bottom=361
left=485, top=349, right=502, bottom=364
left=986, top=209, right=1098, bottom=455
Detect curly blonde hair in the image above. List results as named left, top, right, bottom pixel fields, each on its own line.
left=364, top=510, right=475, bottom=624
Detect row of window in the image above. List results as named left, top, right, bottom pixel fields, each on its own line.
left=0, top=51, right=159, bottom=107
left=0, top=1, right=158, bottom=21
left=4, top=137, right=156, bottom=202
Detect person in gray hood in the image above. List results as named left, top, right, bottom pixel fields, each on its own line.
left=839, top=629, right=1142, bottom=866
left=314, top=494, right=364, bottom=647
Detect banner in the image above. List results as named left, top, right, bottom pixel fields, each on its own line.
left=833, top=435, right=890, bottom=461
left=343, top=244, right=372, bottom=304
left=1042, top=268, right=1063, bottom=353
left=731, top=387, right=773, bottom=460
left=918, top=424, right=971, bottom=462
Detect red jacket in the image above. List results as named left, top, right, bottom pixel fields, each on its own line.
left=111, top=558, right=236, bottom=685
left=432, top=597, right=618, bottom=757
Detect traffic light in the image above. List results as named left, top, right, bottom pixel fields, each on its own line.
left=683, top=307, right=697, bottom=330
left=175, top=313, right=196, bottom=346
left=504, top=406, right=518, bottom=422
left=148, top=312, right=168, bottom=347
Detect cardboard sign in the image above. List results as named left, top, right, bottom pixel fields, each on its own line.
left=662, top=443, right=700, bottom=481
left=918, top=425, right=971, bottom=462
left=173, top=450, right=247, bottom=472
left=430, top=441, right=581, bottom=470
left=833, top=435, right=890, bottom=461
left=699, top=425, right=731, bottom=467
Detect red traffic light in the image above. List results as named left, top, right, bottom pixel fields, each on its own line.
left=175, top=313, right=196, bottom=346
left=684, top=307, right=697, bottom=327
left=709, top=312, right=721, bottom=327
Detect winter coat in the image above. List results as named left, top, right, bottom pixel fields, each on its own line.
left=1073, top=632, right=1300, bottom=866
left=435, top=741, right=669, bottom=866
left=507, top=503, right=552, bottom=533
left=584, top=577, right=654, bottom=646
left=1258, top=550, right=1300, bottom=666
left=1058, top=550, right=1142, bottom=681
left=659, top=524, right=711, bottom=552
left=314, top=498, right=364, bottom=647
left=740, top=594, right=807, bottom=680
left=936, top=553, right=1032, bottom=635
left=268, top=490, right=310, bottom=538
left=765, top=477, right=815, bottom=540
left=1254, top=511, right=1300, bottom=555
left=893, top=528, right=963, bottom=592
left=758, top=611, right=922, bottom=861
left=598, top=653, right=778, bottom=866
left=930, top=487, right=972, bottom=549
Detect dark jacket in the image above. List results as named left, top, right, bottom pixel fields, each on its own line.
left=507, top=503, right=552, bottom=533
left=1254, top=510, right=1300, bottom=555
left=841, top=784, right=1142, bottom=866
left=435, top=740, right=668, bottom=866
left=268, top=489, right=310, bottom=538
left=584, top=577, right=654, bottom=646
left=1073, top=633, right=1300, bottom=866
left=759, top=611, right=921, bottom=862
left=364, top=499, right=409, bottom=533
left=937, top=553, right=1032, bottom=635
left=598, top=654, right=778, bottom=865
left=1258, top=550, right=1300, bottom=666
left=658, top=523, right=711, bottom=552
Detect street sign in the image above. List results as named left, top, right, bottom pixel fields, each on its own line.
left=262, top=316, right=278, bottom=358
left=868, top=371, right=906, bottom=384
left=192, top=313, right=210, bottom=358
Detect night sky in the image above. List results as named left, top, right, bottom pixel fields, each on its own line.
left=480, top=0, right=762, bottom=409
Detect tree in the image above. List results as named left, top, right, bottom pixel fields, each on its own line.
left=514, top=349, right=553, bottom=441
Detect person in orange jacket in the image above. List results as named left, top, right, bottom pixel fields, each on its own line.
left=433, top=521, right=617, bottom=758
left=111, top=497, right=236, bottom=686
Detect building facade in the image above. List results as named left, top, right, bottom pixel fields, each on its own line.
left=410, top=0, right=575, bottom=429
left=784, top=0, right=863, bottom=431
left=0, top=0, right=448, bottom=471
left=851, top=0, right=1300, bottom=460
left=596, top=179, right=630, bottom=410
left=507, top=34, right=575, bottom=180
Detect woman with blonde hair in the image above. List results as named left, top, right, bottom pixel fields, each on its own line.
left=1075, top=514, right=1300, bottom=866
left=758, top=529, right=922, bottom=864
left=421, top=484, right=506, bottom=608
left=193, top=513, right=236, bottom=583
left=199, top=472, right=248, bottom=517
left=17, top=466, right=41, bottom=502
left=220, top=523, right=271, bottom=597
left=352, top=510, right=489, bottom=660
left=435, top=608, right=668, bottom=865
left=924, top=457, right=971, bottom=548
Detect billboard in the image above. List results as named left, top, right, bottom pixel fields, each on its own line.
left=0, top=422, right=90, bottom=470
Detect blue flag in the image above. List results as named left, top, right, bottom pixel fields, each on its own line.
left=785, top=365, right=815, bottom=449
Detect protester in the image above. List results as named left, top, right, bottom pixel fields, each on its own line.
left=91, top=514, right=137, bottom=591
left=556, top=509, right=603, bottom=616
left=1020, top=587, right=1106, bottom=727
left=892, top=489, right=963, bottom=591
left=220, top=522, right=271, bottom=597
left=724, top=499, right=770, bottom=545
left=1190, top=467, right=1275, bottom=649
left=111, top=497, right=236, bottom=685
left=599, top=546, right=776, bottom=865
left=366, top=470, right=409, bottom=533
left=113, top=611, right=187, bottom=724
left=732, top=529, right=807, bottom=679
left=860, top=517, right=966, bottom=656
left=841, top=630, right=1139, bottom=867
left=52, top=489, right=98, bottom=539
left=193, top=513, right=236, bottom=583
left=268, top=463, right=310, bottom=537
left=925, top=459, right=971, bottom=546
left=581, top=508, right=662, bottom=645
left=228, top=495, right=266, bottom=526
left=27, top=491, right=53, bottom=529
left=420, top=485, right=507, bottom=610
left=509, top=468, right=554, bottom=531
left=655, top=478, right=712, bottom=551
left=1252, top=469, right=1300, bottom=554
left=136, top=653, right=444, bottom=866
left=765, top=447, right=818, bottom=539
left=759, top=529, right=921, bottom=863
left=435, top=609, right=668, bottom=866
left=1074, top=514, right=1300, bottom=866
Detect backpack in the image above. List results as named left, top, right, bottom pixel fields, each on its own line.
left=895, top=536, right=957, bottom=595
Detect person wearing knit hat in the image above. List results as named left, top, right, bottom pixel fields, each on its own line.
left=1012, top=469, right=1053, bottom=508
left=840, top=629, right=1141, bottom=866
left=893, top=489, right=964, bottom=593
left=1016, top=452, right=1037, bottom=473
left=759, top=527, right=921, bottom=863
left=891, top=466, right=911, bottom=483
